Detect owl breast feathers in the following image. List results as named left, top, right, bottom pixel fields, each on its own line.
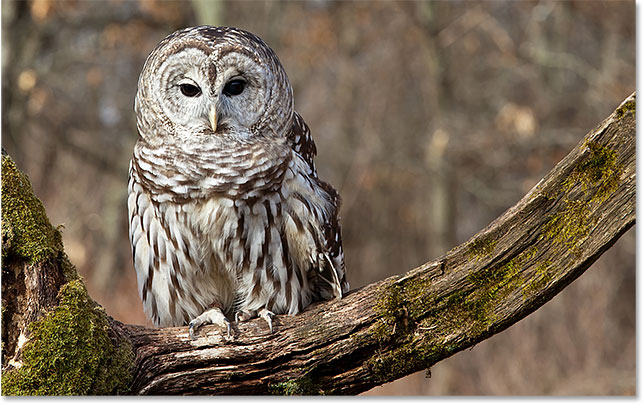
left=128, top=26, right=348, bottom=336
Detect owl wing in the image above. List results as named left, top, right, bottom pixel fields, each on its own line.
left=317, top=179, right=349, bottom=299
left=288, top=111, right=317, bottom=176
left=287, top=111, right=348, bottom=299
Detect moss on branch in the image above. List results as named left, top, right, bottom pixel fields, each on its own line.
left=1, top=280, right=134, bottom=395
left=1, top=154, right=134, bottom=395
left=2, top=155, right=65, bottom=267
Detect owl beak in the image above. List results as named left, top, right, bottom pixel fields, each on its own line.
left=209, top=105, right=218, bottom=132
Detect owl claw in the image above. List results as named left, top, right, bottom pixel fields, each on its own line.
left=259, top=308, right=275, bottom=333
left=188, top=308, right=232, bottom=340
left=225, top=320, right=232, bottom=338
left=189, top=320, right=198, bottom=340
left=233, top=309, right=275, bottom=333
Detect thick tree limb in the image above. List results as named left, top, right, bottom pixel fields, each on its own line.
left=1, top=93, right=635, bottom=395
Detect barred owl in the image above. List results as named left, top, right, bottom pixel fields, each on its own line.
left=128, top=26, right=348, bottom=338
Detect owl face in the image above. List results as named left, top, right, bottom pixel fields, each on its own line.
left=135, top=26, right=294, bottom=145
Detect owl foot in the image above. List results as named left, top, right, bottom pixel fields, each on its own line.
left=233, top=308, right=275, bottom=333
left=189, top=307, right=232, bottom=340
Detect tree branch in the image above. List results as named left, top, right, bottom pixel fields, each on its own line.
left=1, top=93, right=635, bottom=395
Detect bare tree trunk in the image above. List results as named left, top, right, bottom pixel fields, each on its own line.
left=1, top=93, right=635, bottom=395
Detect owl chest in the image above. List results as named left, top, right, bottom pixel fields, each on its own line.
left=181, top=186, right=323, bottom=314
left=144, top=196, right=279, bottom=323
left=183, top=194, right=284, bottom=274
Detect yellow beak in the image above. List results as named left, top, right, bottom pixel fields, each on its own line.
left=209, top=105, right=218, bottom=132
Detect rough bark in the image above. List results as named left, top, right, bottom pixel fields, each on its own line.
left=0, top=93, right=635, bottom=395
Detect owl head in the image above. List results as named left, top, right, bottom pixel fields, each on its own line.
left=135, top=26, right=294, bottom=146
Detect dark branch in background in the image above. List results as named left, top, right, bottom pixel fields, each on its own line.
left=0, top=93, right=635, bottom=395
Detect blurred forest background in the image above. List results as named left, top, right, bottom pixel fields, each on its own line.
left=1, top=0, right=635, bottom=396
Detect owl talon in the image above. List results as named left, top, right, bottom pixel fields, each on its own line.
left=259, top=308, right=275, bottom=333
left=225, top=320, right=232, bottom=339
left=233, top=308, right=274, bottom=333
left=189, top=320, right=197, bottom=340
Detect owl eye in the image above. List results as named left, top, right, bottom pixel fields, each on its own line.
left=223, top=79, right=246, bottom=96
left=179, top=83, right=201, bottom=97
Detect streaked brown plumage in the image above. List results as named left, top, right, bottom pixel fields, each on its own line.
left=128, top=26, right=347, bottom=338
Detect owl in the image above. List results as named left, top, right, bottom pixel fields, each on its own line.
left=128, top=26, right=348, bottom=339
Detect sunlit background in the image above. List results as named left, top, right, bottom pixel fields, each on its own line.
left=1, top=0, right=635, bottom=395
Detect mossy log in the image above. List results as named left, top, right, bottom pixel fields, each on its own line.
left=0, top=92, right=635, bottom=395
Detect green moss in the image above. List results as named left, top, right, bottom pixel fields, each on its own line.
left=59, top=255, right=80, bottom=282
left=372, top=276, right=435, bottom=343
left=269, top=375, right=322, bottom=395
left=542, top=199, right=594, bottom=256
left=522, top=261, right=554, bottom=297
left=367, top=272, right=497, bottom=384
left=466, top=247, right=538, bottom=326
left=1, top=155, right=65, bottom=265
left=368, top=266, right=523, bottom=383
left=1, top=280, right=134, bottom=395
left=564, top=141, right=623, bottom=203
left=367, top=231, right=553, bottom=382
left=544, top=141, right=623, bottom=256
left=615, top=99, right=635, bottom=119
left=367, top=337, right=440, bottom=382
left=467, top=236, right=498, bottom=261
left=366, top=276, right=442, bottom=382
left=369, top=268, right=506, bottom=382
left=468, top=248, right=535, bottom=289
